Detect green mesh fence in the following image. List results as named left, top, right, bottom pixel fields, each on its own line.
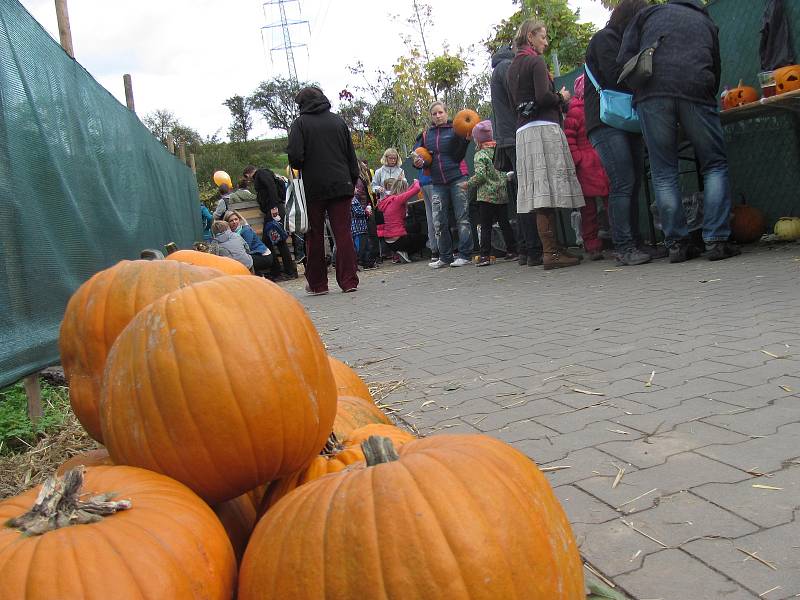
left=0, top=1, right=202, bottom=388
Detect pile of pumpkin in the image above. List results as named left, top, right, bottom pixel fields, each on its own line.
left=0, top=253, right=584, bottom=599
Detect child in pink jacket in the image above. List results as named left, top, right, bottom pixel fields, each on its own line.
left=564, top=74, right=610, bottom=260
left=377, top=178, right=423, bottom=263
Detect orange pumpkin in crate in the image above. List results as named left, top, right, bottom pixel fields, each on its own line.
left=722, top=80, right=759, bottom=109
left=775, top=64, right=800, bottom=94
left=453, top=109, right=480, bottom=137
left=730, top=204, right=766, bottom=244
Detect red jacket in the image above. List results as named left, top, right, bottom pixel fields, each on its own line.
left=563, top=96, right=609, bottom=197
left=377, top=180, right=421, bottom=239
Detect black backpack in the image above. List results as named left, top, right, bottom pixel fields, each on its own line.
left=273, top=174, right=288, bottom=203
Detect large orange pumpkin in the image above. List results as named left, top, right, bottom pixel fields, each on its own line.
left=774, top=64, right=800, bottom=94
left=260, top=424, right=415, bottom=512
left=453, top=108, right=480, bottom=137
left=240, top=434, right=584, bottom=599
left=730, top=204, right=766, bottom=244
left=56, top=448, right=113, bottom=475
left=213, top=491, right=260, bottom=563
left=100, top=276, right=337, bottom=504
left=0, top=466, right=236, bottom=599
left=722, top=80, right=759, bottom=109
left=167, top=249, right=252, bottom=276
left=328, top=356, right=372, bottom=403
left=59, top=260, right=223, bottom=441
left=333, top=395, right=391, bottom=440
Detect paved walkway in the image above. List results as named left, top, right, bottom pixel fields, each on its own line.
left=287, top=242, right=800, bottom=600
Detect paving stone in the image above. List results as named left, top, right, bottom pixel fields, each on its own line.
left=622, top=378, right=745, bottom=409
left=536, top=401, right=628, bottom=434
left=626, top=490, right=759, bottom=547
left=694, top=422, right=800, bottom=473
left=553, top=485, right=618, bottom=525
left=615, top=549, right=758, bottom=600
left=577, top=452, right=749, bottom=514
left=540, top=447, right=627, bottom=487
left=704, top=397, right=800, bottom=436
left=692, top=465, right=800, bottom=528
left=682, top=519, right=800, bottom=599
left=574, top=519, right=662, bottom=577
left=597, top=421, right=749, bottom=469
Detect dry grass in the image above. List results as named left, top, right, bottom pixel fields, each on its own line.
left=0, top=409, right=99, bottom=500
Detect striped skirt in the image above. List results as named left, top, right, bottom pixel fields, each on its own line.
left=516, top=123, right=585, bottom=212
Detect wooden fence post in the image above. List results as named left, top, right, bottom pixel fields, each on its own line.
left=23, top=375, right=42, bottom=423
left=178, top=142, right=186, bottom=162
left=189, top=153, right=197, bottom=174
left=123, top=74, right=135, bottom=112
left=54, top=0, right=75, bottom=58
left=166, top=134, right=175, bottom=154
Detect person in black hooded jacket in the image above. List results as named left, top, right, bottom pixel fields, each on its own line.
left=618, top=0, right=739, bottom=263
left=287, top=86, right=360, bottom=294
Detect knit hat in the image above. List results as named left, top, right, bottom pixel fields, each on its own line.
left=573, top=74, right=585, bottom=99
left=471, top=120, right=494, bottom=145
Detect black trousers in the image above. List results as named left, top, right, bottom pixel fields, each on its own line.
left=386, top=234, right=427, bottom=254
left=478, top=202, right=517, bottom=257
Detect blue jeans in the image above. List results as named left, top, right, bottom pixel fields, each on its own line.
left=588, top=127, right=644, bottom=252
left=637, top=97, right=732, bottom=247
left=432, top=177, right=472, bottom=261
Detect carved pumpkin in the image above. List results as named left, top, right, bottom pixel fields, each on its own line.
left=414, top=147, right=432, bottom=165
left=328, top=356, right=372, bottom=403
left=333, top=395, right=391, bottom=440
left=59, top=260, right=223, bottom=442
left=774, top=64, right=800, bottom=95
left=240, top=434, right=584, bottom=599
left=0, top=466, right=236, bottom=599
left=100, top=276, right=338, bottom=504
left=453, top=108, right=481, bottom=138
left=213, top=491, right=260, bottom=563
left=167, top=249, right=252, bottom=276
left=260, top=424, right=415, bottom=512
left=774, top=216, right=800, bottom=240
left=722, top=80, right=759, bottom=109
left=730, top=204, right=766, bottom=244
left=56, top=448, right=113, bottom=475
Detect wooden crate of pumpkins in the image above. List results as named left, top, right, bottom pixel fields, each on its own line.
left=0, top=256, right=585, bottom=599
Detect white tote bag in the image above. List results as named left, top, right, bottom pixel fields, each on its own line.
left=285, top=170, right=309, bottom=234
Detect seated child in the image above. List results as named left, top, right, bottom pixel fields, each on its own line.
left=377, top=178, right=425, bottom=263
left=211, top=220, right=253, bottom=271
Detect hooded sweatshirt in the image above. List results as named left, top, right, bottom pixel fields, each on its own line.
left=287, top=93, right=360, bottom=202
left=214, top=229, right=253, bottom=269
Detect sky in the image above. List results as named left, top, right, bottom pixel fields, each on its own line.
left=19, top=0, right=609, bottom=140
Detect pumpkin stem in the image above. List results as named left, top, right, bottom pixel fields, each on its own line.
left=5, top=467, right=131, bottom=536
left=361, top=435, right=400, bottom=466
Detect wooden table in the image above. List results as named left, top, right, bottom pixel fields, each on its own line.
left=720, top=88, right=800, bottom=125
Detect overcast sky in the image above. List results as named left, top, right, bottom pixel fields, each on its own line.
left=19, top=0, right=609, bottom=140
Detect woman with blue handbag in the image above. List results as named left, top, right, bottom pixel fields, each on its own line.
left=584, top=0, right=655, bottom=267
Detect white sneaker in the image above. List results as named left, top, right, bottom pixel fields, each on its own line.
left=397, top=251, right=411, bottom=263
left=450, top=257, right=471, bottom=267
left=429, top=259, right=448, bottom=269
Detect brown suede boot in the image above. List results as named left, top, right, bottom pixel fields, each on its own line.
left=537, top=210, right=580, bottom=270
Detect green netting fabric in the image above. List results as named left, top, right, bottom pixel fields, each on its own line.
left=0, top=0, right=202, bottom=388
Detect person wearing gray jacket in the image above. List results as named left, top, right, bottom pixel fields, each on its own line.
left=211, top=220, right=253, bottom=271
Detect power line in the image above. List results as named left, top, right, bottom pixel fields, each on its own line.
left=261, top=0, right=310, bottom=86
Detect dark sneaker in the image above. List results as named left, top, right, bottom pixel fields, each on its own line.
left=475, top=256, right=492, bottom=267
left=668, top=242, right=701, bottom=263
left=616, top=248, right=651, bottom=266
left=706, top=242, right=741, bottom=261
left=527, top=254, right=544, bottom=267
left=638, top=245, right=669, bottom=260
left=518, top=254, right=528, bottom=266
left=503, top=252, right=518, bottom=262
